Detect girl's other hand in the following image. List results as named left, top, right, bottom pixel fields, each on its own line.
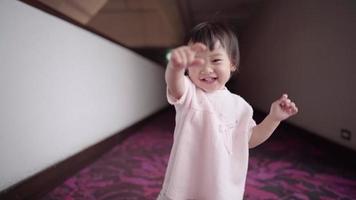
left=269, top=94, right=298, bottom=122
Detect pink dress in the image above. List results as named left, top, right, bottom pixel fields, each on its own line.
left=158, top=76, right=256, bottom=200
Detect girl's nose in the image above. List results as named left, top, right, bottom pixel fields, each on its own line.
left=200, top=65, right=213, bottom=74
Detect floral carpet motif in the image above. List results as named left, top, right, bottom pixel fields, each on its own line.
left=42, top=108, right=356, bottom=200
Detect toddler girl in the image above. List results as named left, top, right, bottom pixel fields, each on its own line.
left=158, top=22, right=298, bottom=200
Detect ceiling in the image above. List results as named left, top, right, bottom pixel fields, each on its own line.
left=36, top=0, right=264, bottom=48
left=25, top=0, right=264, bottom=66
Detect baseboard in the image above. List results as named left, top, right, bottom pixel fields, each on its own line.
left=0, top=107, right=170, bottom=200
left=253, top=108, right=356, bottom=162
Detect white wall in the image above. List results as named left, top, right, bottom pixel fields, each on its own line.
left=0, top=1, right=167, bottom=191
left=233, top=0, right=356, bottom=150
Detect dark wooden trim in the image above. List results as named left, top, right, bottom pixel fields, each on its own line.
left=20, top=0, right=172, bottom=67
left=280, top=121, right=356, bottom=160
left=18, top=0, right=129, bottom=51
left=131, top=47, right=169, bottom=67
left=19, top=0, right=169, bottom=67
left=252, top=109, right=356, bottom=160
left=0, top=107, right=170, bottom=200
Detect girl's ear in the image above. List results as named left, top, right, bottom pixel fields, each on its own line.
left=231, top=64, right=237, bottom=72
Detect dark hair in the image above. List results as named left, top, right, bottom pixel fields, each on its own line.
left=187, top=21, right=240, bottom=69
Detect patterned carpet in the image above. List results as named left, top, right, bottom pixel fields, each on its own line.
left=42, top=108, right=356, bottom=200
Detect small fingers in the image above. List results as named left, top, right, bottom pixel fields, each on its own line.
left=290, top=103, right=299, bottom=114
left=186, top=44, right=206, bottom=67
left=274, top=93, right=299, bottom=118
left=170, top=43, right=207, bottom=68
left=190, top=42, right=207, bottom=53
left=172, top=48, right=188, bottom=68
left=171, top=45, right=206, bottom=68
left=179, top=48, right=188, bottom=67
left=290, top=102, right=296, bottom=108
left=182, top=47, right=196, bottom=66
left=287, top=102, right=295, bottom=112
left=170, top=50, right=181, bottom=67
left=190, top=58, right=205, bottom=67
left=284, top=101, right=299, bottom=115
left=279, top=94, right=287, bottom=105
left=279, top=98, right=290, bottom=107
left=279, top=95, right=297, bottom=109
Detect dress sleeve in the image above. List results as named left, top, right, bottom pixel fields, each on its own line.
left=247, top=106, right=257, bottom=141
left=166, top=76, right=194, bottom=107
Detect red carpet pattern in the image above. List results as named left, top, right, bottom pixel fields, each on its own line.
left=42, top=108, right=356, bottom=200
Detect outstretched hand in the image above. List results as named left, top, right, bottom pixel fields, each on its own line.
left=169, top=43, right=207, bottom=69
left=269, top=94, right=298, bottom=122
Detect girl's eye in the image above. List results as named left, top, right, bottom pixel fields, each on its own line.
left=212, top=59, right=222, bottom=63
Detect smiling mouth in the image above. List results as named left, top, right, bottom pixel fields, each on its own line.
left=200, top=77, right=218, bottom=83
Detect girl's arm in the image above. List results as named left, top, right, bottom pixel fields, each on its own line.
left=165, top=60, right=186, bottom=100
left=249, top=94, right=298, bottom=148
left=165, top=43, right=206, bottom=100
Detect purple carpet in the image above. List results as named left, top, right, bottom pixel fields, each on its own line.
left=42, top=108, right=356, bottom=200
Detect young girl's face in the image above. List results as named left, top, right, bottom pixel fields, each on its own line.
left=188, top=41, right=236, bottom=93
